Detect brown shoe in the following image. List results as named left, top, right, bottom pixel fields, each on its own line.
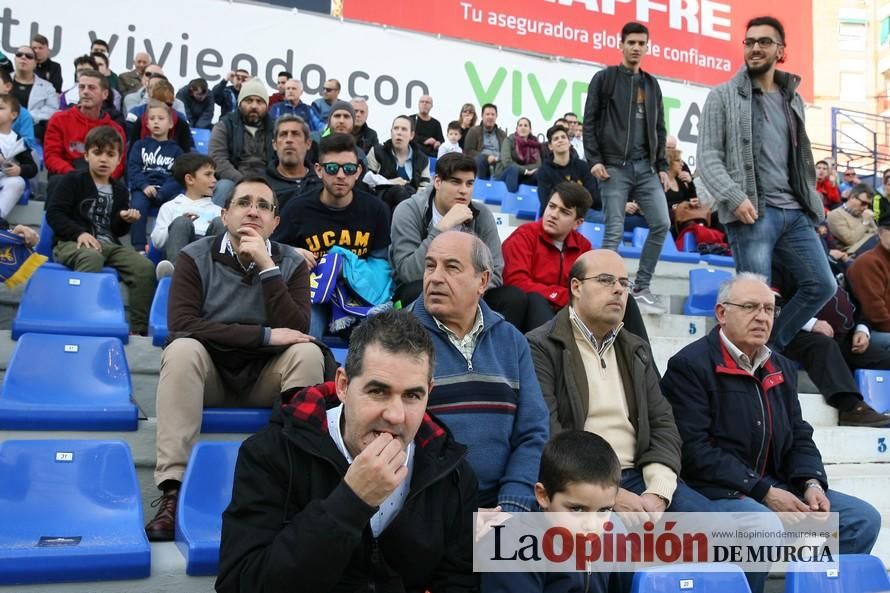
left=838, top=403, right=890, bottom=428
left=145, top=488, right=179, bottom=542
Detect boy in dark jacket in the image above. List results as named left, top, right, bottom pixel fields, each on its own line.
left=481, top=430, right=618, bottom=593
left=46, top=125, right=156, bottom=334
left=127, top=100, right=183, bottom=250
left=537, top=125, right=600, bottom=217
left=216, top=310, right=479, bottom=593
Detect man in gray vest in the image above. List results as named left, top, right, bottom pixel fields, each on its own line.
left=145, top=176, right=326, bottom=542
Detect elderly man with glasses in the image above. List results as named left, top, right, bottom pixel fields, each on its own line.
left=827, top=182, right=879, bottom=258
left=145, top=175, right=326, bottom=542
left=661, top=272, right=880, bottom=593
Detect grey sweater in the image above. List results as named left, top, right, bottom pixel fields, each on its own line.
left=696, top=67, right=821, bottom=224
left=389, top=186, right=504, bottom=287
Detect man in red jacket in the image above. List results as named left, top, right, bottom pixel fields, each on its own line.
left=43, top=69, right=126, bottom=201
left=816, top=160, right=840, bottom=212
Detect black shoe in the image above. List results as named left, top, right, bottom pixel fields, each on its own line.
left=838, top=403, right=890, bottom=428
left=145, top=488, right=179, bottom=542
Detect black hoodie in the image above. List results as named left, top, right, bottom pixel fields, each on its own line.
left=216, top=381, right=480, bottom=593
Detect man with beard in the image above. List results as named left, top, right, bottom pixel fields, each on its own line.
left=209, top=78, right=275, bottom=206
left=264, top=114, right=318, bottom=209
left=696, top=16, right=834, bottom=353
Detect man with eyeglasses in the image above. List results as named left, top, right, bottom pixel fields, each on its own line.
left=123, top=63, right=163, bottom=113
left=661, top=272, right=880, bottom=593
left=697, top=16, right=835, bottom=354
left=311, top=78, right=341, bottom=125
left=213, top=68, right=250, bottom=118
left=528, top=249, right=712, bottom=536
left=145, top=175, right=327, bottom=542
left=273, top=133, right=390, bottom=339
left=31, top=34, right=63, bottom=94
left=11, top=44, right=58, bottom=141
left=838, top=166, right=860, bottom=199
left=827, top=183, right=878, bottom=258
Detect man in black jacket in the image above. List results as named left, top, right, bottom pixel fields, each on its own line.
left=661, top=272, right=880, bottom=593
left=366, top=115, right=431, bottom=211
left=583, top=21, right=670, bottom=316
left=216, top=310, right=479, bottom=593
left=264, top=114, right=319, bottom=210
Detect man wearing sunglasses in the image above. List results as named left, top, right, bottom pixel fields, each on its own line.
left=273, top=133, right=391, bottom=339
left=311, top=78, right=341, bottom=125
left=146, top=175, right=327, bottom=542
left=827, top=183, right=878, bottom=258
left=697, top=16, right=835, bottom=354
left=662, top=273, right=880, bottom=593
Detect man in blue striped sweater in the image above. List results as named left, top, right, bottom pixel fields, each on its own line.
left=411, top=230, right=549, bottom=511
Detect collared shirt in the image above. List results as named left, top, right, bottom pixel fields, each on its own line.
left=326, top=404, right=414, bottom=537
left=393, top=144, right=414, bottom=181
left=219, top=232, right=277, bottom=276
left=432, top=305, right=484, bottom=366
left=568, top=306, right=623, bottom=361
left=719, top=328, right=771, bottom=374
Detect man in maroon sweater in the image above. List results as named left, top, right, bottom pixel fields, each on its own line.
left=145, top=176, right=327, bottom=542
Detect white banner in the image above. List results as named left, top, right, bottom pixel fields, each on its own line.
left=8, top=0, right=710, bottom=162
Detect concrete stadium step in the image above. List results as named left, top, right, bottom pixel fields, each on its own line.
left=799, top=393, right=839, bottom=427
left=639, top=312, right=714, bottom=339
left=7, top=200, right=45, bottom=228
left=649, top=336, right=701, bottom=374
left=0, top=542, right=215, bottom=592
left=824, top=464, right=890, bottom=507
left=812, top=426, right=890, bottom=464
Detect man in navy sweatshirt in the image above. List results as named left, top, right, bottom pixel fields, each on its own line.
left=410, top=230, right=549, bottom=511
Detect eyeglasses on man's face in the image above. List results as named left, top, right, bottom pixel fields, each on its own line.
left=721, top=301, right=780, bottom=317
left=231, top=196, right=276, bottom=213
left=577, top=273, right=634, bottom=292
left=742, top=37, right=781, bottom=49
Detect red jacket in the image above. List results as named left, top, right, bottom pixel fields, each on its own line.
left=816, top=178, right=840, bottom=211
left=502, top=220, right=591, bottom=309
left=43, top=107, right=127, bottom=178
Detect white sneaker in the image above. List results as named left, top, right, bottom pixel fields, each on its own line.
left=632, top=287, right=667, bottom=315
left=156, top=260, right=175, bottom=281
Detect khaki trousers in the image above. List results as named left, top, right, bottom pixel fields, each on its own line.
left=154, top=337, right=325, bottom=486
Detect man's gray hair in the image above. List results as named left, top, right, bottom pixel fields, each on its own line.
left=469, top=233, right=493, bottom=275
left=273, top=114, right=311, bottom=141
left=717, top=272, right=769, bottom=305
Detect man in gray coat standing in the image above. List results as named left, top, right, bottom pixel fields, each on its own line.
left=696, top=16, right=834, bottom=351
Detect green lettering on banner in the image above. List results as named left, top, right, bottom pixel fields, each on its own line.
left=663, top=96, right=681, bottom=133
left=528, top=73, right=566, bottom=122
left=464, top=62, right=507, bottom=107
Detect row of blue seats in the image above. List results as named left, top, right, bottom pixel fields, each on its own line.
left=2, top=438, right=888, bottom=587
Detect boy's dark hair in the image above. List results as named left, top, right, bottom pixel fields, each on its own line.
left=446, top=120, right=462, bottom=133
left=435, top=152, right=476, bottom=180
left=345, top=310, right=435, bottom=382
left=91, top=38, right=109, bottom=51
left=74, top=54, right=98, bottom=70
left=0, top=93, right=21, bottom=116
left=851, top=183, right=874, bottom=201
left=225, top=175, right=278, bottom=209
left=188, top=78, right=208, bottom=93
left=278, top=71, right=292, bottom=79
left=90, top=51, right=109, bottom=67
left=816, top=160, right=828, bottom=168
left=78, top=68, right=108, bottom=91
left=746, top=16, right=785, bottom=44
left=31, top=34, right=49, bottom=46
left=546, top=124, right=570, bottom=144
left=481, top=102, right=498, bottom=115
left=0, top=69, right=10, bottom=86
left=84, top=126, right=123, bottom=155
left=393, top=114, right=414, bottom=132
left=539, top=431, right=621, bottom=495
left=551, top=182, right=593, bottom=220
left=621, top=22, right=649, bottom=42
left=172, top=153, right=215, bottom=187
left=318, top=133, right=358, bottom=161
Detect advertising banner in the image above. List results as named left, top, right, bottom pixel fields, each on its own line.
left=342, top=0, right=813, bottom=99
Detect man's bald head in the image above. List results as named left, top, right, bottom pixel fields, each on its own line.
left=569, top=249, right=630, bottom=334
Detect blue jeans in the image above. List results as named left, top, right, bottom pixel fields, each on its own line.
left=709, top=487, right=881, bottom=593
left=130, top=189, right=172, bottom=249
left=868, top=331, right=890, bottom=352
left=599, top=160, right=669, bottom=291
left=212, top=178, right=236, bottom=208
left=309, top=303, right=330, bottom=341
left=725, top=206, right=835, bottom=350
left=475, top=154, right=495, bottom=180
left=496, top=164, right=537, bottom=193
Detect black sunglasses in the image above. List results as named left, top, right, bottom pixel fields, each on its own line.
left=321, top=162, right=359, bottom=176
left=15, top=52, right=35, bottom=59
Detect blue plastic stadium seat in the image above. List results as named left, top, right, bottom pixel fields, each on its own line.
left=149, top=276, right=171, bottom=347
left=632, top=563, right=751, bottom=592
left=0, top=334, right=136, bottom=430
left=34, top=214, right=118, bottom=276
left=147, top=239, right=164, bottom=265
left=472, top=179, right=508, bottom=205
left=516, top=184, right=538, bottom=203
left=683, top=268, right=733, bottom=316
left=191, top=128, right=211, bottom=155
left=703, top=253, right=736, bottom=267
left=12, top=266, right=129, bottom=342
left=0, top=439, right=150, bottom=585
left=501, top=192, right=539, bottom=220
left=176, top=442, right=240, bottom=576
left=201, top=408, right=272, bottom=433
left=682, top=232, right=697, bottom=252
left=855, top=370, right=890, bottom=414
left=17, top=183, right=29, bottom=205
left=428, top=156, right=436, bottom=175
left=579, top=222, right=605, bottom=248
left=330, top=347, right=348, bottom=365
left=786, top=554, right=890, bottom=593
left=629, top=227, right=701, bottom=263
